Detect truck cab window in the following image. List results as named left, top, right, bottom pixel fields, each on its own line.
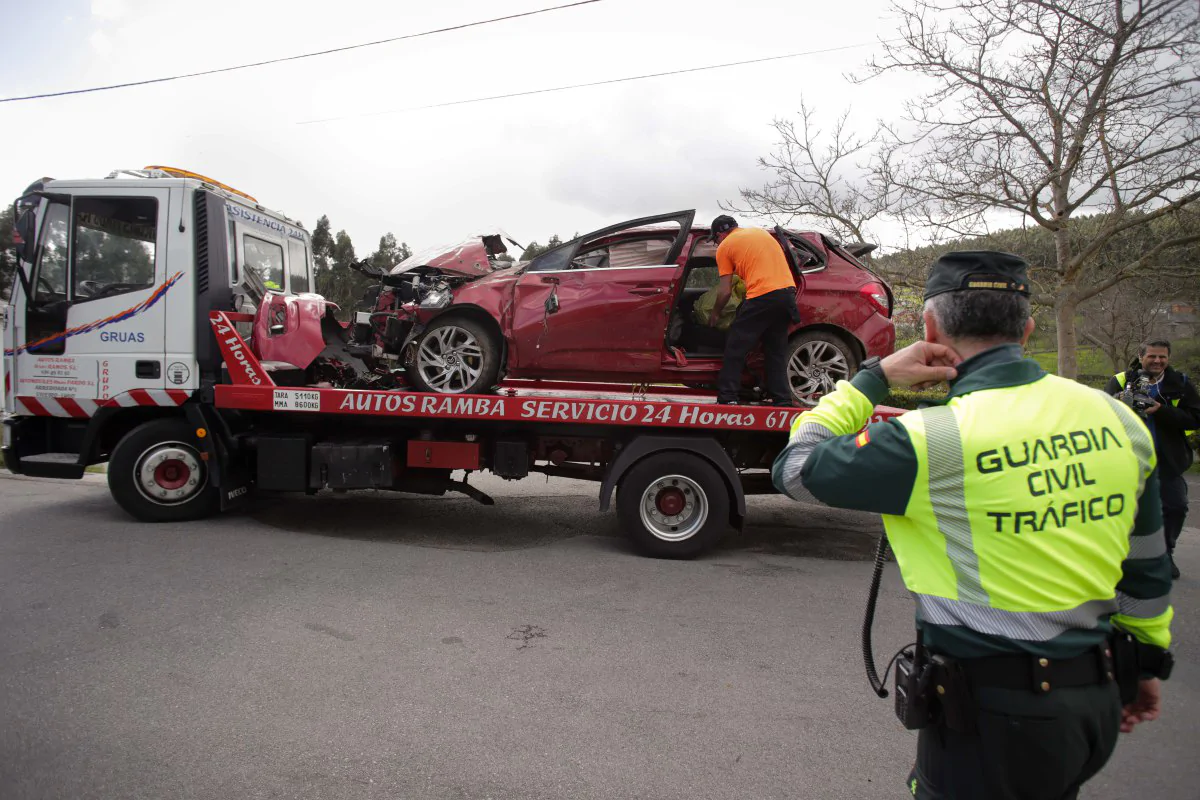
left=287, top=238, right=311, bottom=293
left=34, top=203, right=70, bottom=302
left=244, top=235, right=284, bottom=291
left=72, top=197, right=157, bottom=302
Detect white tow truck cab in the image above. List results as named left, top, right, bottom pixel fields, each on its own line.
left=1, top=168, right=901, bottom=558
left=2, top=167, right=311, bottom=469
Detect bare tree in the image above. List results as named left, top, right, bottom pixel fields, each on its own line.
left=1080, top=278, right=1171, bottom=373
left=725, top=101, right=901, bottom=248
left=863, top=0, right=1200, bottom=377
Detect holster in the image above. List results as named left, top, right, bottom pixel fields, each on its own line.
left=931, top=655, right=976, bottom=734
left=1110, top=631, right=1143, bottom=705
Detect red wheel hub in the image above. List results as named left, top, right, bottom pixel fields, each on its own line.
left=153, top=459, right=191, bottom=491
left=655, top=487, right=686, bottom=516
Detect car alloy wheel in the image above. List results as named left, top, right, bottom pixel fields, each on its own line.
left=416, top=324, right=485, bottom=393
left=788, top=339, right=851, bottom=403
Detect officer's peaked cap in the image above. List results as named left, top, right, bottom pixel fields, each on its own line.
left=924, top=251, right=1031, bottom=300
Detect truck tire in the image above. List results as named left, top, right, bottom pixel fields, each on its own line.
left=108, top=418, right=219, bottom=522
left=616, top=452, right=731, bottom=559
left=409, top=316, right=502, bottom=395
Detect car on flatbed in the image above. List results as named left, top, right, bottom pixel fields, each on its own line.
left=346, top=210, right=895, bottom=404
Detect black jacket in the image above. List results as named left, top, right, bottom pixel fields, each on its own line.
left=1106, top=364, right=1200, bottom=478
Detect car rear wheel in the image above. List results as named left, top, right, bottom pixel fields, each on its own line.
left=616, top=452, right=731, bottom=559
left=409, top=317, right=502, bottom=394
left=786, top=331, right=858, bottom=406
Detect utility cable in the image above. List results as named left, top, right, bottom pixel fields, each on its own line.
left=0, top=0, right=603, bottom=103
left=296, top=40, right=885, bottom=125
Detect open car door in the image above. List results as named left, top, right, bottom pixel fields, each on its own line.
left=510, top=211, right=694, bottom=376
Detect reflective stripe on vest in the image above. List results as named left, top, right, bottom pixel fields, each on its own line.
left=884, top=374, right=1156, bottom=643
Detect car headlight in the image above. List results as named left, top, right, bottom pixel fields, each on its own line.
left=420, top=289, right=452, bottom=309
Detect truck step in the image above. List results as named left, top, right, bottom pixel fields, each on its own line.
left=14, top=453, right=86, bottom=480
left=22, top=453, right=81, bottom=464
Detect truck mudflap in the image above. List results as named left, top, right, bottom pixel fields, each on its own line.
left=183, top=404, right=252, bottom=511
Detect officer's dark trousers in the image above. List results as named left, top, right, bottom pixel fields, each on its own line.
left=909, top=683, right=1120, bottom=799
left=716, top=287, right=796, bottom=403
left=1160, top=472, right=1189, bottom=553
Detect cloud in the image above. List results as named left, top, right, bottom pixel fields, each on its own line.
left=91, top=0, right=130, bottom=20
left=538, top=88, right=768, bottom=220
left=89, top=30, right=113, bottom=57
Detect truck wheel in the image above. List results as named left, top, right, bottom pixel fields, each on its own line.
left=409, top=317, right=502, bottom=394
left=616, top=452, right=731, bottom=559
left=108, top=418, right=218, bottom=522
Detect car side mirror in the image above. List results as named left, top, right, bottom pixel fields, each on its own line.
left=545, top=293, right=559, bottom=315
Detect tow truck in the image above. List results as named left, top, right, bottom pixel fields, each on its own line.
left=2, top=168, right=899, bottom=557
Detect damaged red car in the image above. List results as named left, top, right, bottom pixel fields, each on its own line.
left=343, top=210, right=895, bottom=403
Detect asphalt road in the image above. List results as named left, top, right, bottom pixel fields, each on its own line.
left=1, top=473, right=1196, bottom=800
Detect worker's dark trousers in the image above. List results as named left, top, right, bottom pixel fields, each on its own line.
left=1160, top=472, right=1189, bottom=553
left=716, top=287, right=797, bottom=403
left=908, top=682, right=1120, bottom=799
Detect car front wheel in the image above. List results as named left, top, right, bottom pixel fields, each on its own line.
left=409, top=317, right=502, bottom=394
left=786, top=331, right=858, bottom=405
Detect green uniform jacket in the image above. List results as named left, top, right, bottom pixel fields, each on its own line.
left=772, top=344, right=1173, bottom=659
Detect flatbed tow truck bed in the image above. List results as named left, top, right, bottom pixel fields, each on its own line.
left=4, top=311, right=901, bottom=558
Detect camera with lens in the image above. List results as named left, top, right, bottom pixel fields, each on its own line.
left=1120, top=370, right=1157, bottom=417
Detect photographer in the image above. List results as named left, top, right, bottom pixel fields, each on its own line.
left=1105, top=341, right=1200, bottom=579
left=772, top=252, right=1173, bottom=799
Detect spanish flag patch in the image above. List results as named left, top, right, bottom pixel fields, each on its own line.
left=856, top=430, right=870, bottom=448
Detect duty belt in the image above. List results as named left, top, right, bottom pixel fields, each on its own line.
left=951, top=646, right=1115, bottom=694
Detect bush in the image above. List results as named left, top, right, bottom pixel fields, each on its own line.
left=882, top=387, right=948, bottom=410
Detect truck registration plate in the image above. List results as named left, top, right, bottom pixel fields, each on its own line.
left=273, top=390, right=321, bottom=412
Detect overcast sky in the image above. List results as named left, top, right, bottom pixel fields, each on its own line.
left=1, top=0, right=918, bottom=256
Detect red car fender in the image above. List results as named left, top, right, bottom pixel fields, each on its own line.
left=252, top=293, right=336, bottom=369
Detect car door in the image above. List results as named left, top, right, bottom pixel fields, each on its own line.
left=13, top=188, right=171, bottom=406
left=509, top=211, right=694, bottom=376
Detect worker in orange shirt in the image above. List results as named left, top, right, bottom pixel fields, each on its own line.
left=707, top=215, right=800, bottom=405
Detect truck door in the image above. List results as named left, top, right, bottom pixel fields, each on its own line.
left=11, top=188, right=172, bottom=406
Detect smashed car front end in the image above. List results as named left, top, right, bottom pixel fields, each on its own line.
left=345, top=231, right=521, bottom=372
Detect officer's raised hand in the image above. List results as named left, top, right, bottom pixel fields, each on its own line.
left=879, top=341, right=962, bottom=390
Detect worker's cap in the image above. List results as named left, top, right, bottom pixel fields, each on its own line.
left=710, top=215, right=738, bottom=238
left=924, top=251, right=1031, bottom=300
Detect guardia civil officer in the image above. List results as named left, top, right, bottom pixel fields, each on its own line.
left=772, top=252, right=1174, bottom=799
